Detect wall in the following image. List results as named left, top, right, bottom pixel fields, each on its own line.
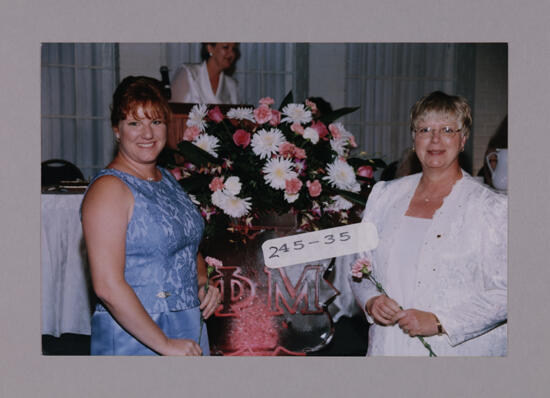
left=472, top=44, right=508, bottom=174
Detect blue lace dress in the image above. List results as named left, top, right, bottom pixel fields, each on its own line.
left=85, top=167, right=209, bottom=355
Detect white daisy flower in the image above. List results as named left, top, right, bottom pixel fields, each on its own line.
left=284, top=192, right=299, bottom=203
left=220, top=194, right=252, bottom=218
left=211, top=190, right=229, bottom=209
left=223, top=176, right=242, bottom=196
left=227, top=107, right=255, bottom=122
left=187, top=104, right=209, bottom=132
left=193, top=134, right=219, bottom=157
left=262, top=157, right=297, bottom=190
left=251, top=128, right=286, bottom=159
left=330, top=138, right=348, bottom=157
left=323, top=159, right=357, bottom=190
left=281, top=103, right=312, bottom=125
left=303, top=127, right=320, bottom=144
left=326, top=195, right=354, bottom=211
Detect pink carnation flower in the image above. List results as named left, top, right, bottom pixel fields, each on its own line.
left=170, top=167, right=183, bottom=181
left=269, top=109, right=281, bottom=126
left=294, top=147, right=307, bottom=159
left=205, top=256, right=223, bottom=268
left=208, top=106, right=224, bottom=123
left=183, top=125, right=200, bottom=141
left=305, top=99, right=318, bottom=115
left=278, top=142, right=296, bottom=158
left=357, top=165, right=374, bottom=178
left=285, top=177, right=303, bottom=195
left=351, top=258, right=372, bottom=278
left=233, top=129, right=251, bottom=148
left=311, top=120, right=329, bottom=141
left=328, top=123, right=342, bottom=139
left=209, top=176, right=225, bottom=192
left=259, top=97, right=275, bottom=106
left=290, top=122, right=304, bottom=135
left=254, top=104, right=272, bottom=124
left=306, top=180, right=322, bottom=197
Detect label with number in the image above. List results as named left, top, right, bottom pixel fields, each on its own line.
left=262, top=222, right=378, bottom=269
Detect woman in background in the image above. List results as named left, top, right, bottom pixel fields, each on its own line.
left=81, top=76, right=220, bottom=355
left=171, top=42, right=240, bottom=104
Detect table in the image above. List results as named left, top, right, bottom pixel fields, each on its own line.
left=41, top=193, right=93, bottom=337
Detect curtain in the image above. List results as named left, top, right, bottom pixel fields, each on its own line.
left=344, top=43, right=457, bottom=164
left=41, top=43, right=118, bottom=179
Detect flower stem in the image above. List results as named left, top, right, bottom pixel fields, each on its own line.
left=369, top=274, right=437, bottom=357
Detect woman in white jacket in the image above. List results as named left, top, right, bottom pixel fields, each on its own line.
left=170, top=43, right=239, bottom=105
left=351, top=91, right=507, bottom=356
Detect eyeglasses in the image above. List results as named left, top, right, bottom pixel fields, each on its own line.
left=414, top=126, right=462, bottom=138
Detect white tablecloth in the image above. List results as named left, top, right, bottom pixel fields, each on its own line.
left=41, top=193, right=92, bottom=337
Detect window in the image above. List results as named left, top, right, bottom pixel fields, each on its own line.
left=41, top=43, right=118, bottom=179
left=344, top=43, right=457, bottom=163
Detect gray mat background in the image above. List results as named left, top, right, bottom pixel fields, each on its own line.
left=1, top=0, right=548, bottom=396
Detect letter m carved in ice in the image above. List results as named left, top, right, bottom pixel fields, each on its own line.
left=266, top=265, right=323, bottom=315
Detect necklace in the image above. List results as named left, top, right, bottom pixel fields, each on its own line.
left=418, top=171, right=462, bottom=203
left=124, top=164, right=158, bottom=182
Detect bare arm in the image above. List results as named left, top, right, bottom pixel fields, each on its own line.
left=82, top=176, right=201, bottom=355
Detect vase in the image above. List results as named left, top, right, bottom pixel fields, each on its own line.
left=203, top=212, right=340, bottom=356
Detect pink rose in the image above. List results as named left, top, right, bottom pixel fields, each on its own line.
left=269, top=109, right=281, bottom=126
left=254, top=105, right=272, bottom=124
left=183, top=125, right=200, bottom=141
left=285, top=178, right=303, bottom=195
left=328, top=123, right=342, bottom=139
left=208, top=106, right=224, bottom=123
left=170, top=167, right=183, bottom=181
left=311, top=120, right=329, bottom=141
left=209, top=176, right=224, bottom=192
left=259, top=97, right=275, bottom=106
left=233, top=129, right=251, bottom=148
left=290, top=122, right=304, bottom=135
left=306, top=180, right=322, bottom=197
left=278, top=142, right=295, bottom=158
left=357, top=165, right=374, bottom=178
left=294, top=147, right=307, bottom=160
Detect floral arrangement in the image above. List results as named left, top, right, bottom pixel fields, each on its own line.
left=167, top=92, right=385, bottom=240
left=351, top=257, right=437, bottom=357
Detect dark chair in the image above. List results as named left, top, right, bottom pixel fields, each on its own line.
left=41, top=159, right=85, bottom=186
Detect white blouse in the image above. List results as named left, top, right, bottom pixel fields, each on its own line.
left=170, top=61, right=239, bottom=104
left=350, top=171, right=507, bottom=356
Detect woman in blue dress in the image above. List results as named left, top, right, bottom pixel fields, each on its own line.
left=81, top=76, right=221, bottom=355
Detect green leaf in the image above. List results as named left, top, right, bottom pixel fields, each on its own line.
left=347, top=157, right=387, bottom=169
left=176, top=141, right=223, bottom=166
left=319, top=106, right=360, bottom=125
left=332, top=188, right=367, bottom=206
left=179, top=174, right=212, bottom=192
left=278, top=91, right=294, bottom=111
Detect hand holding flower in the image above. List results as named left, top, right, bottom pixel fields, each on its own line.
left=351, top=257, right=437, bottom=356
left=392, top=309, right=441, bottom=337
left=366, top=294, right=401, bottom=326
left=198, top=283, right=221, bottom=319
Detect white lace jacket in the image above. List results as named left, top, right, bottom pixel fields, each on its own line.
left=350, top=171, right=507, bottom=356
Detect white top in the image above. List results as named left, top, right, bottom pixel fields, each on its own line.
left=350, top=171, right=507, bottom=356
left=170, top=61, right=239, bottom=104
left=381, top=215, right=432, bottom=355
